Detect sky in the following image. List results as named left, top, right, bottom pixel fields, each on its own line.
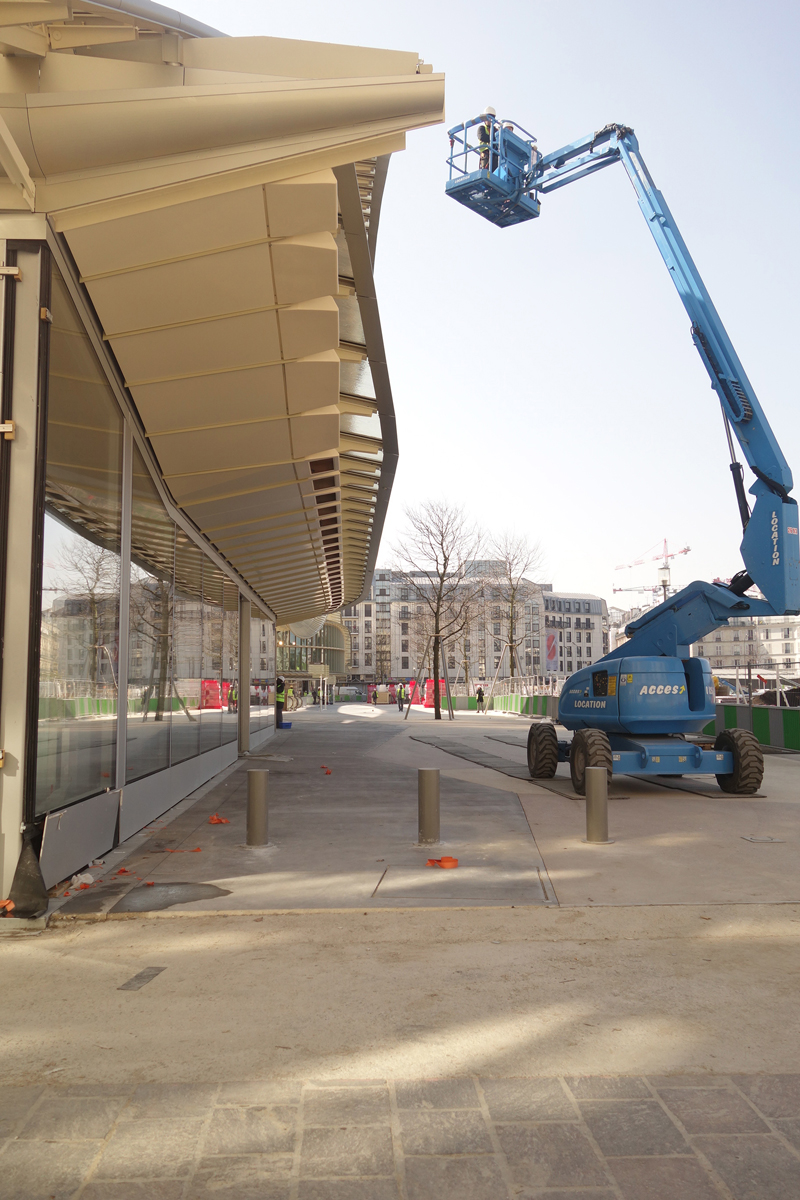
left=183, top=0, right=800, bottom=607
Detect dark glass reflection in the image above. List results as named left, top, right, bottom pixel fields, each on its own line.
left=126, top=445, right=174, bottom=781
left=36, top=266, right=123, bottom=814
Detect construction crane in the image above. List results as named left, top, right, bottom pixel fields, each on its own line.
left=615, top=539, right=691, bottom=602
left=614, top=540, right=690, bottom=573
left=446, top=118, right=800, bottom=794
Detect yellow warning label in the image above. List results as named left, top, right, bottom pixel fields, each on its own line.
left=608, top=676, right=617, bottom=696
left=627, top=674, right=633, bottom=683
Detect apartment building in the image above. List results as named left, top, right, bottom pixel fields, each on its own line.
left=695, top=614, right=800, bottom=677
left=341, top=572, right=609, bottom=682
left=542, top=592, right=610, bottom=676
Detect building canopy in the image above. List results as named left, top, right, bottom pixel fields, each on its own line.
left=0, top=0, right=443, bottom=622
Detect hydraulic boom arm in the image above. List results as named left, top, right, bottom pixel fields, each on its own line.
left=447, top=119, right=800, bottom=649
left=530, top=124, right=800, bottom=641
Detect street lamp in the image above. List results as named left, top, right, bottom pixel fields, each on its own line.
left=658, top=565, right=670, bottom=604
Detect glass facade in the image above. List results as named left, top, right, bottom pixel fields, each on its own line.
left=34, top=261, right=270, bottom=817
left=250, top=610, right=275, bottom=735
left=36, top=266, right=123, bottom=815
left=275, top=622, right=346, bottom=678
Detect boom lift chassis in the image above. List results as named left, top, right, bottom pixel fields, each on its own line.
left=446, top=118, right=800, bottom=794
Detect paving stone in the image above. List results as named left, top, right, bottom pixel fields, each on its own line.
left=94, top=1118, right=205, bottom=1178
left=731, top=1074, right=800, bottom=1118
left=299, top=1125, right=394, bottom=1177
left=480, top=1078, right=576, bottom=1122
left=647, top=1075, right=731, bottom=1090
left=203, top=1106, right=297, bottom=1155
left=578, top=1098, right=688, bottom=1157
left=18, top=1094, right=127, bottom=1140
left=399, top=1109, right=493, bottom=1155
left=308, top=1078, right=387, bottom=1088
left=0, top=1085, right=43, bottom=1124
left=217, top=1081, right=302, bottom=1105
left=298, top=1182, right=400, bottom=1200
left=120, top=1082, right=217, bottom=1119
left=186, top=1155, right=291, bottom=1199
left=496, top=1122, right=608, bottom=1188
left=404, top=1155, right=507, bottom=1200
left=566, top=1076, right=650, bottom=1100
left=194, top=1153, right=294, bottom=1179
left=0, top=1139, right=101, bottom=1199
left=774, top=1117, right=800, bottom=1152
left=693, top=1133, right=800, bottom=1200
left=394, top=1079, right=479, bottom=1109
left=53, top=1083, right=133, bottom=1097
left=610, top=1155, right=725, bottom=1199
left=81, top=1183, right=186, bottom=1200
left=303, top=1085, right=390, bottom=1125
left=516, top=1193, right=616, bottom=1200
left=658, top=1087, right=770, bottom=1134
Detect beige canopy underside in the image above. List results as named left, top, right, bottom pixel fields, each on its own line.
left=0, top=5, right=444, bottom=621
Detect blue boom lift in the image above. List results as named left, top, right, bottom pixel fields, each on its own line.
left=446, top=117, right=800, bottom=794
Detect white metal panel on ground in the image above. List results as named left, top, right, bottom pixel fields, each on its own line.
left=39, top=790, right=121, bottom=888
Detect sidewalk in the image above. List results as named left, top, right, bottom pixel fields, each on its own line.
left=48, top=703, right=800, bottom=917
left=2, top=1072, right=799, bottom=1199
left=4, top=705, right=800, bottom=1198
left=52, top=705, right=557, bottom=916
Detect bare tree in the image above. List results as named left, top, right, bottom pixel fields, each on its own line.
left=483, top=533, right=544, bottom=679
left=393, top=502, right=482, bottom=719
left=54, top=536, right=120, bottom=696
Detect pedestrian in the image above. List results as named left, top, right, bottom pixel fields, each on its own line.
left=312, top=686, right=318, bottom=705
left=371, top=687, right=378, bottom=706
left=275, top=676, right=286, bottom=728
left=476, top=685, right=485, bottom=714
left=397, top=682, right=405, bottom=713
left=477, top=107, right=495, bottom=170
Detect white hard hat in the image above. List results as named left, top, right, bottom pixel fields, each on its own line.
left=483, top=106, right=496, bottom=117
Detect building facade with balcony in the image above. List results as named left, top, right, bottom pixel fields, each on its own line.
left=341, top=572, right=609, bottom=684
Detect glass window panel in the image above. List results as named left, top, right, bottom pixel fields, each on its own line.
left=250, top=614, right=266, bottom=733
left=335, top=228, right=353, bottom=279
left=221, top=579, right=239, bottom=745
left=339, top=360, right=375, bottom=400
left=127, top=445, right=174, bottom=782
left=335, top=294, right=365, bottom=345
left=171, top=533, right=204, bottom=764
left=201, top=562, right=225, bottom=751
left=36, top=265, right=123, bottom=815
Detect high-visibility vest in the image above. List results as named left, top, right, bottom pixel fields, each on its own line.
left=276, top=682, right=285, bottom=702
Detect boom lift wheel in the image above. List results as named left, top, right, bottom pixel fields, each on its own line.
left=714, top=728, right=764, bottom=794
left=527, top=721, right=558, bottom=778
left=570, top=728, right=613, bottom=796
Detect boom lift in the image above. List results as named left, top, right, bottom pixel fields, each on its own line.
left=446, top=118, right=800, bottom=794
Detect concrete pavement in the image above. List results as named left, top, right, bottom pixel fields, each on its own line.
left=3, top=704, right=800, bottom=1197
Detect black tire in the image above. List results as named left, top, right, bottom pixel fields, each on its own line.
left=570, top=728, right=613, bottom=796
left=715, top=727, right=764, bottom=794
left=527, top=722, right=558, bottom=779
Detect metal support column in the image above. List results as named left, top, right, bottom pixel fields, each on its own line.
left=238, top=594, right=250, bottom=755
left=0, top=244, right=45, bottom=897
left=114, top=421, right=132, bottom=793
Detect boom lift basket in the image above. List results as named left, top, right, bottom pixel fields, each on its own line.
left=446, top=115, right=541, bottom=227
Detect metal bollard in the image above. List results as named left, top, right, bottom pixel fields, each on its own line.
left=247, top=770, right=269, bottom=846
left=583, top=766, right=614, bottom=844
left=418, top=768, right=440, bottom=844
